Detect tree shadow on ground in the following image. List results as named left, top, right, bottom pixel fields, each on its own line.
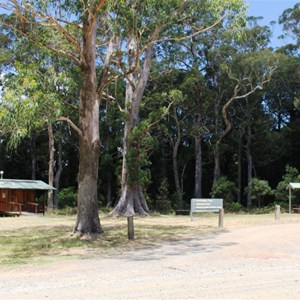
left=119, top=230, right=236, bottom=261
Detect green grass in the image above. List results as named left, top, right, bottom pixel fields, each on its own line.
left=2, top=211, right=298, bottom=266
left=0, top=216, right=215, bottom=266
left=0, top=226, right=82, bottom=265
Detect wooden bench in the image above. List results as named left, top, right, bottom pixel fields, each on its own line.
left=292, top=205, right=300, bottom=214
left=8, top=202, right=23, bottom=215
left=27, top=202, right=39, bottom=214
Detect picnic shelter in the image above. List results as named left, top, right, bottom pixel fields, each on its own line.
left=0, top=179, right=55, bottom=215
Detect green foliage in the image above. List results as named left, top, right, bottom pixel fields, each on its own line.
left=0, top=45, right=67, bottom=148
left=57, top=187, right=77, bottom=209
left=248, top=206, right=275, bottom=215
left=155, top=178, right=172, bottom=214
left=126, top=119, right=158, bottom=186
left=48, top=206, right=77, bottom=216
left=228, top=202, right=244, bottom=212
left=245, top=177, right=272, bottom=207
left=0, top=0, right=299, bottom=219
left=125, top=99, right=173, bottom=186
left=279, top=3, right=300, bottom=44
left=274, top=165, right=300, bottom=202
left=210, top=176, right=237, bottom=208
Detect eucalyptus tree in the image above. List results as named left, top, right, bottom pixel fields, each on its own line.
left=197, top=15, right=278, bottom=188
left=279, top=2, right=300, bottom=46
left=152, top=0, right=247, bottom=200
left=0, top=47, right=67, bottom=208
left=108, top=0, right=168, bottom=216
left=221, top=19, right=276, bottom=207
left=0, top=12, right=17, bottom=73
left=108, top=0, right=247, bottom=216
left=1, top=40, right=82, bottom=207
left=0, top=0, right=115, bottom=235
left=264, top=55, right=300, bottom=176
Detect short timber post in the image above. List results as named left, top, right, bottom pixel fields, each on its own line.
left=127, top=216, right=134, bottom=240
left=218, top=208, right=224, bottom=228
left=275, top=205, right=281, bottom=221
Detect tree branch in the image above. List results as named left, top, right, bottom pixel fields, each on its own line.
left=220, top=65, right=277, bottom=141
left=57, top=116, right=82, bottom=137
left=97, top=35, right=116, bottom=95
left=0, top=3, right=82, bottom=66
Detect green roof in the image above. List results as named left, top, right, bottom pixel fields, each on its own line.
left=0, top=179, right=55, bottom=190
left=287, top=183, right=300, bottom=190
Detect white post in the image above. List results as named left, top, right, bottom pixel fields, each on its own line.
left=275, top=205, right=280, bottom=221
left=289, top=187, right=292, bottom=214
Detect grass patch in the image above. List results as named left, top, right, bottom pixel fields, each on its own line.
left=0, top=214, right=218, bottom=266
left=1, top=212, right=299, bottom=266
left=0, top=226, right=84, bottom=265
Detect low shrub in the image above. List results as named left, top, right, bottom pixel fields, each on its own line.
left=57, top=187, right=77, bottom=209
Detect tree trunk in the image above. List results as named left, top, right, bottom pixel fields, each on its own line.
left=74, top=12, right=102, bottom=234
left=194, top=114, right=203, bottom=198
left=111, top=115, right=150, bottom=216
left=110, top=32, right=155, bottom=217
left=30, top=134, right=37, bottom=180
left=237, top=131, right=243, bottom=204
left=171, top=106, right=183, bottom=210
left=106, top=169, right=113, bottom=208
left=53, top=136, right=63, bottom=209
left=246, top=123, right=253, bottom=209
left=191, top=38, right=203, bottom=199
left=173, top=137, right=183, bottom=209
left=213, top=143, right=221, bottom=184
left=110, top=84, right=149, bottom=215
left=48, top=123, right=54, bottom=208
left=213, top=97, right=221, bottom=184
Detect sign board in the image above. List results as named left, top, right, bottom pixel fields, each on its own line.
left=190, top=198, right=223, bottom=220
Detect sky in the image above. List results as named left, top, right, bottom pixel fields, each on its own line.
left=246, top=0, right=299, bottom=47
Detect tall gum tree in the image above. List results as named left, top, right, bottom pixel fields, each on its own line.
left=211, top=50, right=278, bottom=185
left=109, top=0, right=247, bottom=216
left=109, top=0, right=180, bottom=216
left=150, top=0, right=247, bottom=200
left=0, top=0, right=114, bottom=235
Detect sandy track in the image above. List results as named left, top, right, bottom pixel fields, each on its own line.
left=1, top=221, right=300, bottom=299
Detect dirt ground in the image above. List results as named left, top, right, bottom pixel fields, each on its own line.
left=1, top=213, right=300, bottom=299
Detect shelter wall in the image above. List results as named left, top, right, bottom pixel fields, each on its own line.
left=0, top=189, right=7, bottom=211
left=0, top=189, right=36, bottom=212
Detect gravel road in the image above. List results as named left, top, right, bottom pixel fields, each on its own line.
left=1, top=221, right=300, bottom=299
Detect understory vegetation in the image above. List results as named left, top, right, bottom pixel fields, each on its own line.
left=0, top=1, right=299, bottom=217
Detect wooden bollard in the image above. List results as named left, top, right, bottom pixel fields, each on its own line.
left=218, top=208, right=224, bottom=227
left=275, top=205, right=281, bottom=221
left=127, top=216, right=134, bottom=240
